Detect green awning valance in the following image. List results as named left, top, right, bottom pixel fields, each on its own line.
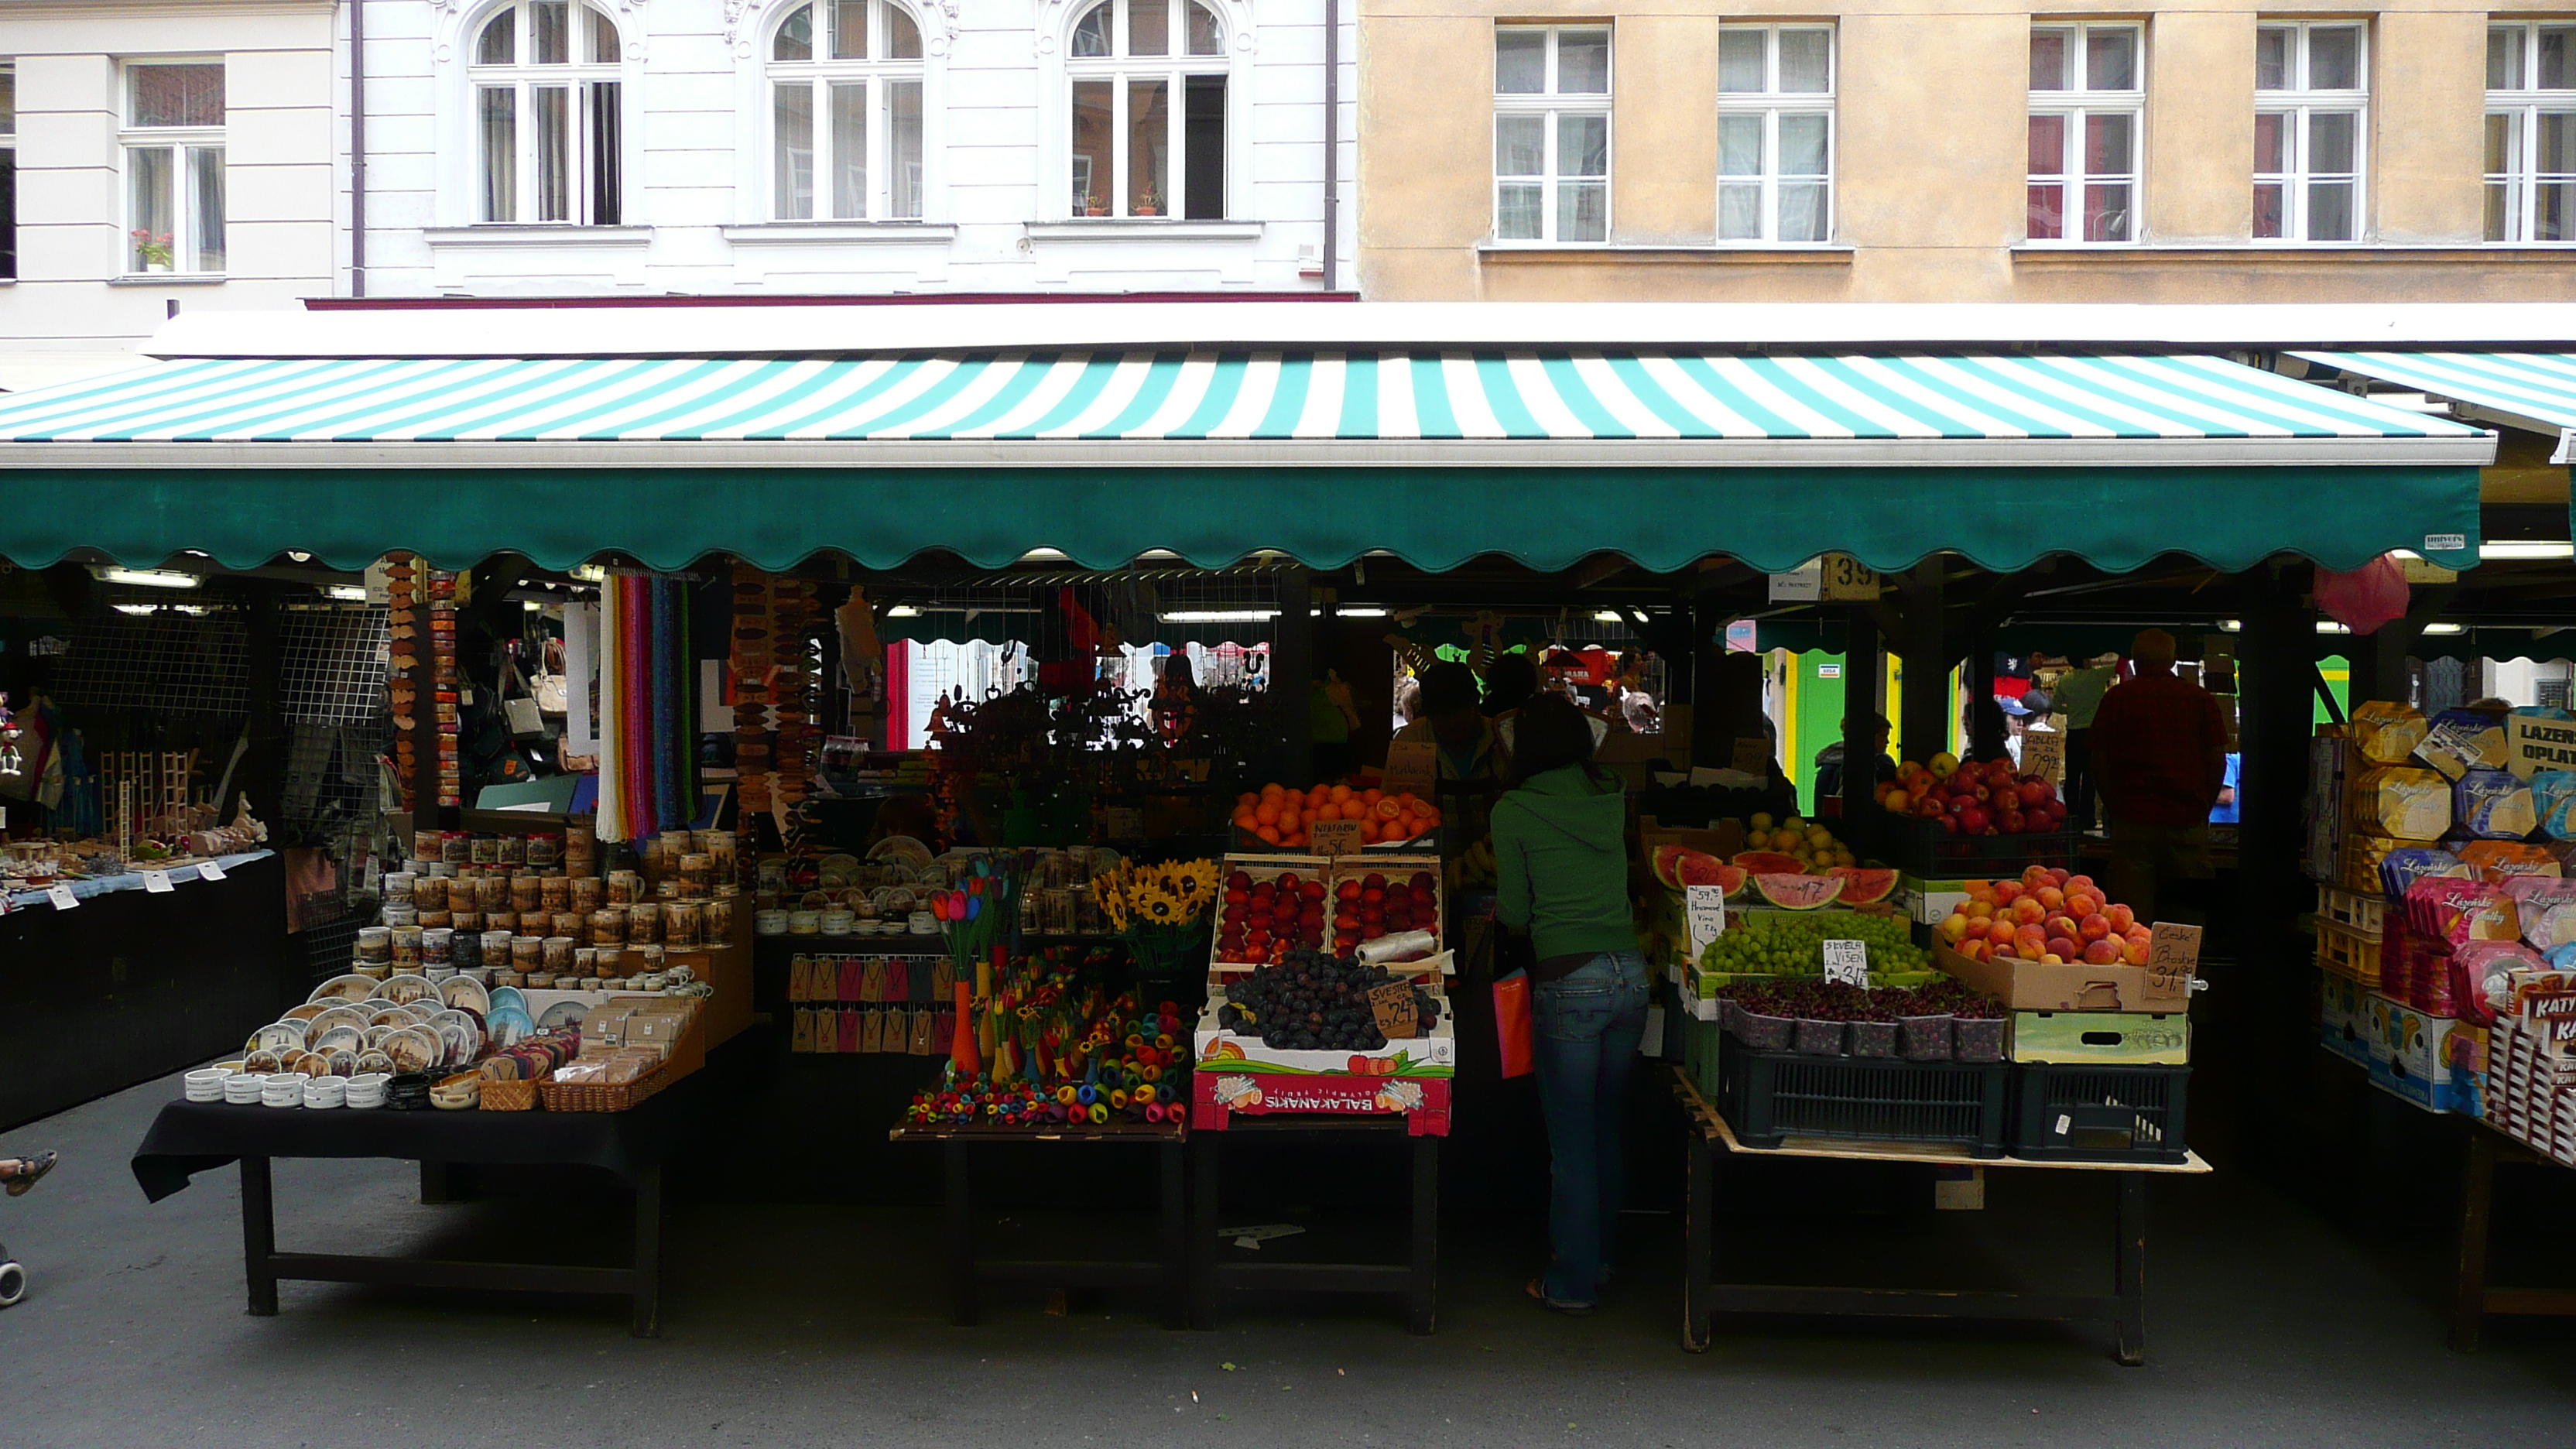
left=0, top=351, right=2487, bottom=575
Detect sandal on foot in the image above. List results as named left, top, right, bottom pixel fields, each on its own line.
left=1526, top=1277, right=1595, bottom=1316
left=3, top=1152, right=57, bottom=1196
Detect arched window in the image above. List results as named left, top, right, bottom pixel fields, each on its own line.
left=769, top=1, right=926, bottom=221
left=470, top=1, right=625, bottom=224
left=1066, top=0, right=1228, bottom=219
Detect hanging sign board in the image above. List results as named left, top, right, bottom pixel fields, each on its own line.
left=1383, top=738, right=1438, bottom=800
left=2021, top=728, right=2065, bottom=784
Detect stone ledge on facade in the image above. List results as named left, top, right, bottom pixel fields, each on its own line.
left=1023, top=220, right=1265, bottom=242
left=104, top=275, right=231, bottom=287
left=1476, top=242, right=1855, bottom=263
left=2011, top=243, right=2576, bottom=265
left=720, top=223, right=961, bottom=245
left=423, top=227, right=656, bottom=248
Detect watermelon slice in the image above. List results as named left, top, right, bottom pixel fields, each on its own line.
left=1751, top=873, right=1846, bottom=909
left=1713, top=863, right=1750, bottom=898
left=1653, top=845, right=1732, bottom=890
left=1828, top=866, right=1899, bottom=905
left=1732, top=850, right=1806, bottom=876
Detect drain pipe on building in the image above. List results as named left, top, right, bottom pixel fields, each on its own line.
left=350, top=0, right=367, bottom=296
left=1323, top=0, right=1338, bottom=293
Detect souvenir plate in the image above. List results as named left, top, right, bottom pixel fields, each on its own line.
left=399, top=1002, right=440, bottom=1024
left=358, top=998, right=402, bottom=1015
left=440, top=976, right=492, bottom=1016
left=536, top=999, right=590, bottom=1031
left=485, top=1005, right=537, bottom=1049
left=308, top=973, right=382, bottom=1005
left=381, top=973, right=440, bottom=1005
left=354, top=1050, right=395, bottom=1075
left=369, top=1009, right=415, bottom=1029
left=283, top=1002, right=331, bottom=1024
left=868, top=836, right=932, bottom=869
left=312, top=1026, right=364, bottom=1055
left=381, top=1027, right=440, bottom=1074
left=430, top=1008, right=485, bottom=1054
left=242, top=1048, right=284, bottom=1074
left=309, top=1006, right=371, bottom=1037
left=250, top=1021, right=309, bottom=1056
left=320, top=1048, right=358, bottom=1077
left=286, top=1050, right=334, bottom=1078
left=488, top=985, right=529, bottom=1016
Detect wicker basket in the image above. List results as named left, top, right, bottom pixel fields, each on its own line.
left=479, top=1076, right=539, bottom=1112
left=535, top=1014, right=707, bottom=1113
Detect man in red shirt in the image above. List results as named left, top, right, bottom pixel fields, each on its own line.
left=2088, top=629, right=2231, bottom=925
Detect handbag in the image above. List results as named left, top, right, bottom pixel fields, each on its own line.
left=1492, top=970, right=1534, bottom=1079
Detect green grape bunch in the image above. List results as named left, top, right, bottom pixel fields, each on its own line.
left=1698, top=909, right=1928, bottom=978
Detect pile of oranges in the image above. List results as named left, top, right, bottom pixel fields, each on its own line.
left=1231, top=781, right=1442, bottom=849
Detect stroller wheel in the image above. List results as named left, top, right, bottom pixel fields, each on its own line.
left=0, top=1259, right=26, bottom=1308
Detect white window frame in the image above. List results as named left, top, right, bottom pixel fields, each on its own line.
left=467, top=0, right=628, bottom=226
left=1714, top=23, right=1834, bottom=245
left=119, top=58, right=227, bottom=278
left=2254, top=21, right=2368, bottom=245
left=766, top=0, right=929, bottom=222
left=2485, top=20, right=2576, bottom=244
left=1062, top=0, right=1235, bottom=221
left=2025, top=22, right=2142, bottom=246
left=2, top=61, right=16, bottom=281
left=1492, top=24, right=1612, bottom=246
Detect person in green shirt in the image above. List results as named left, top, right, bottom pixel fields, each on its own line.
left=1492, top=694, right=1644, bottom=1314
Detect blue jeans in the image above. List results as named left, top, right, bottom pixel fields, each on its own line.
left=1530, top=950, right=1652, bottom=1303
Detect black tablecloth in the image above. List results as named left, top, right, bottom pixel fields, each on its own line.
left=131, top=1073, right=708, bottom=1202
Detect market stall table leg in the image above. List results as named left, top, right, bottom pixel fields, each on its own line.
left=899, top=1124, right=1189, bottom=1330
left=2451, top=1123, right=2576, bottom=1351
left=1190, top=1118, right=1439, bottom=1335
left=1669, top=1065, right=2201, bottom=1365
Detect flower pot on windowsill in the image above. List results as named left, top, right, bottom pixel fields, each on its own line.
left=1134, top=206, right=1160, bottom=217
left=1085, top=204, right=1108, bottom=218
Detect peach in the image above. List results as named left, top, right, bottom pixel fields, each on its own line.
left=2067, top=874, right=2098, bottom=895
left=1939, top=914, right=1971, bottom=942
left=1995, top=882, right=2024, bottom=906
left=1989, top=920, right=2020, bottom=946
left=1961, top=939, right=1991, bottom=962
left=2122, top=937, right=2151, bottom=965
left=2125, top=924, right=2153, bottom=944
left=1967, top=900, right=1995, bottom=920
left=2082, top=939, right=2122, bottom=964
left=2036, top=886, right=2067, bottom=911
left=2047, top=868, right=2071, bottom=887
left=2023, top=865, right=2051, bottom=886
left=2105, top=903, right=2136, bottom=933
left=2079, top=913, right=2112, bottom=942
left=2012, top=898, right=2047, bottom=925
left=2045, top=913, right=2080, bottom=940
left=2064, top=891, right=2102, bottom=919
left=2047, top=934, right=2081, bottom=960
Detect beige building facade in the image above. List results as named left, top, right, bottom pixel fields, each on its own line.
left=1358, top=2, right=2576, bottom=303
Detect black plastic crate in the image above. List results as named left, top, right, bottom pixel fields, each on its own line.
left=1719, top=1044, right=2009, bottom=1157
left=2009, top=1063, right=2191, bottom=1163
left=1855, top=814, right=2079, bottom=879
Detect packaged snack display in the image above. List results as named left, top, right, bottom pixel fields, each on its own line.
left=2350, top=701, right=2431, bottom=765
left=2415, top=708, right=2509, bottom=779
left=2404, top=878, right=2521, bottom=949
left=2536, top=769, right=2576, bottom=838
left=2451, top=941, right=2541, bottom=1026
left=2454, top=769, right=2538, bottom=840
left=2379, top=847, right=2469, bottom=900
left=2457, top=840, right=2561, bottom=881
left=2350, top=766, right=2452, bottom=841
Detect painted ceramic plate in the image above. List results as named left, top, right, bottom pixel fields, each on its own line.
left=308, top=974, right=382, bottom=1005
left=381, top=973, right=440, bottom=1005
left=535, top=999, right=590, bottom=1031
left=399, top=1002, right=440, bottom=1024
left=440, top=977, right=492, bottom=1016
left=286, top=1050, right=333, bottom=1078
left=354, top=1050, right=395, bottom=1075
left=321, top=1048, right=358, bottom=1077
left=250, top=1021, right=309, bottom=1056
left=243, top=1049, right=284, bottom=1074
left=381, top=1027, right=439, bottom=1074
left=369, top=1009, right=415, bottom=1029
left=868, top=836, right=932, bottom=868
left=312, top=1026, right=365, bottom=1055
left=308, top=1006, right=371, bottom=1037
left=358, top=998, right=402, bottom=1015
left=430, top=1009, right=484, bottom=1053
left=283, top=1002, right=331, bottom=1024
left=484, top=1005, right=536, bottom=1048
left=487, top=985, right=529, bottom=1016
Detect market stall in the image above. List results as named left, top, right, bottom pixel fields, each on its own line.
left=0, top=300, right=2512, bottom=1341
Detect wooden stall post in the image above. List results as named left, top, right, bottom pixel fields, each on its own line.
left=1273, top=567, right=1314, bottom=786
left=1898, top=559, right=1951, bottom=775
left=1840, top=610, right=1882, bottom=824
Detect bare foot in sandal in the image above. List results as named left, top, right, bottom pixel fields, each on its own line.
left=2, top=1152, right=57, bottom=1196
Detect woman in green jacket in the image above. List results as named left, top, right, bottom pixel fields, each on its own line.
left=1492, top=694, right=1646, bottom=1313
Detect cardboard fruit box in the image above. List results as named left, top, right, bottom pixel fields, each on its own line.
left=1193, top=962, right=1457, bottom=1079
left=1933, top=939, right=2191, bottom=1014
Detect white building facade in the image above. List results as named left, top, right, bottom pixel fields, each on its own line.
left=350, top=0, right=1355, bottom=296
left=0, top=0, right=340, bottom=369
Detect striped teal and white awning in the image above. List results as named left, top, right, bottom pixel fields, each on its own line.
left=0, top=349, right=2489, bottom=576
left=2290, top=350, right=2576, bottom=437
left=0, top=351, right=2485, bottom=463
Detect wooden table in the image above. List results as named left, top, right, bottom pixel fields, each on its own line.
left=1190, top=1115, right=1440, bottom=1335
left=889, top=1119, right=1189, bottom=1329
left=2451, top=1121, right=2576, bottom=1350
left=1667, top=1065, right=2208, bottom=1365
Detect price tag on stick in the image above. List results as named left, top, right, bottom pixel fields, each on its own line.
left=1821, top=938, right=1871, bottom=987
left=142, top=870, right=175, bottom=894
left=2146, top=922, right=2204, bottom=996
left=47, top=883, right=78, bottom=910
left=198, top=859, right=226, bottom=882
left=1684, top=886, right=1728, bottom=961
left=1383, top=738, right=1438, bottom=801
left=1309, top=819, right=1367, bottom=858
left=1368, top=981, right=1422, bottom=1040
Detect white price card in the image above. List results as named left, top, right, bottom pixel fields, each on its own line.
left=1684, top=886, right=1728, bottom=961
left=47, top=883, right=79, bottom=909
left=142, top=870, right=175, bottom=893
left=198, top=858, right=227, bottom=882
left=1821, top=938, right=1871, bottom=987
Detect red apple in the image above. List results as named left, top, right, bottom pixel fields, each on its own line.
left=1958, top=805, right=1991, bottom=833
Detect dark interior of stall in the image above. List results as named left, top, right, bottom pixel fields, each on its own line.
left=14, top=495, right=2576, bottom=1312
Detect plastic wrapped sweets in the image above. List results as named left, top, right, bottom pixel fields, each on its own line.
left=2458, top=840, right=2561, bottom=882
left=2454, top=768, right=2539, bottom=840
left=2380, top=847, right=2471, bottom=901
left=2350, top=700, right=2431, bottom=765
left=2351, top=766, right=2452, bottom=841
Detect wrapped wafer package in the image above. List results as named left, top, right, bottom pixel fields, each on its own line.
left=2350, top=766, right=2451, bottom=841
